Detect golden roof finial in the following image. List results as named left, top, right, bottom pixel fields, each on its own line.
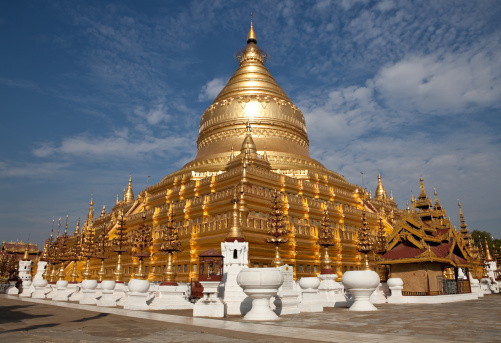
left=125, top=176, right=134, bottom=203
left=64, top=215, right=68, bottom=235
left=101, top=204, right=106, bottom=217
left=226, top=185, right=245, bottom=242
left=247, top=12, right=257, bottom=44
left=458, top=200, right=466, bottom=224
left=23, top=241, right=30, bottom=260
left=375, top=172, right=388, bottom=201
left=419, top=176, right=427, bottom=199
left=116, top=194, right=119, bottom=205
left=87, top=197, right=94, bottom=224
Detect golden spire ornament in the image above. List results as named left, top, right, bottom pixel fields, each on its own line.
left=95, top=227, right=109, bottom=282
left=131, top=213, right=152, bottom=280
left=56, top=217, right=70, bottom=281
left=159, top=208, right=182, bottom=285
left=81, top=218, right=96, bottom=281
left=266, top=189, right=290, bottom=267
left=357, top=211, right=374, bottom=270
left=318, top=207, right=335, bottom=274
left=112, top=208, right=130, bottom=283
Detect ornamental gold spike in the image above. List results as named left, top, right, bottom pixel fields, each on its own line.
left=247, top=13, right=257, bottom=44
left=267, top=189, right=290, bottom=267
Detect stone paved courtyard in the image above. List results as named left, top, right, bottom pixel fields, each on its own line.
left=1, top=294, right=500, bottom=342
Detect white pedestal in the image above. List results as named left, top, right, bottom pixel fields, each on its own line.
left=19, top=280, right=33, bottom=297
left=469, top=278, right=483, bottom=297
left=298, top=277, right=323, bottom=312
left=97, top=280, right=117, bottom=307
left=387, top=277, right=405, bottom=304
left=123, top=292, right=149, bottom=310
left=273, top=265, right=300, bottom=315
left=149, top=285, right=193, bottom=310
left=45, top=284, right=57, bottom=299
left=80, top=280, right=98, bottom=305
left=193, top=281, right=226, bottom=318
left=115, top=283, right=128, bottom=306
left=32, top=279, right=48, bottom=299
left=68, top=283, right=82, bottom=301
left=123, top=279, right=150, bottom=310
left=52, top=280, right=69, bottom=301
left=370, top=282, right=388, bottom=304
left=6, top=281, right=19, bottom=295
left=318, top=273, right=338, bottom=307
left=342, top=270, right=380, bottom=311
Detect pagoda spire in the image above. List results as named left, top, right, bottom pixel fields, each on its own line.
left=433, top=187, right=442, bottom=210
left=485, top=239, right=494, bottom=261
left=418, top=176, right=427, bottom=200
left=22, top=242, right=30, bottom=260
left=247, top=13, right=257, bottom=44
left=87, top=198, right=94, bottom=226
left=374, top=172, right=388, bottom=201
left=125, top=176, right=134, bottom=203
left=226, top=186, right=245, bottom=242
left=74, top=218, right=81, bottom=236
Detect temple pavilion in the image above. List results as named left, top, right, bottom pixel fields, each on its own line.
left=379, top=178, right=480, bottom=295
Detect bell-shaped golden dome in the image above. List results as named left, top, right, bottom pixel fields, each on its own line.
left=183, top=22, right=328, bottom=174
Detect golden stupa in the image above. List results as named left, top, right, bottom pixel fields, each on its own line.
left=43, top=22, right=405, bottom=282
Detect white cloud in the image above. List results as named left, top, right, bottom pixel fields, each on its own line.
left=31, top=130, right=193, bottom=159
left=0, top=161, right=70, bottom=178
left=198, top=77, right=227, bottom=101
left=134, top=103, right=170, bottom=125
left=375, top=50, right=501, bottom=114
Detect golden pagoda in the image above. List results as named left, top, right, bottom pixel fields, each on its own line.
left=45, top=21, right=405, bottom=282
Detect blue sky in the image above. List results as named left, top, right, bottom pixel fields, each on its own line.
left=1, top=0, right=500, bottom=247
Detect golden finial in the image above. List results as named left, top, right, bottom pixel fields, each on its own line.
left=419, top=176, right=426, bottom=199
left=226, top=185, right=245, bottom=242
left=64, top=215, right=68, bottom=235
left=375, top=172, right=388, bottom=201
left=23, top=241, right=30, bottom=260
left=74, top=218, right=80, bottom=235
left=101, top=204, right=106, bottom=216
left=116, top=194, right=119, bottom=205
left=125, top=176, right=134, bottom=203
left=247, top=12, right=257, bottom=44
